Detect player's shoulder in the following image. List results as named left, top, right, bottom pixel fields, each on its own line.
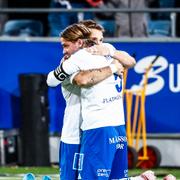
left=72, top=48, right=91, bottom=60
left=66, top=49, right=91, bottom=68
left=74, top=48, right=89, bottom=56
left=103, top=43, right=117, bottom=53
left=103, top=42, right=115, bottom=49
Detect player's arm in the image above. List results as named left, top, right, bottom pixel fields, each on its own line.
left=46, top=70, right=62, bottom=87
left=112, top=50, right=136, bottom=68
left=106, top=43, right=136, bottom=68
left=46, top=63, right=70, bottom=87
left=72, top=60, right=123, bottom=87
left=86, top=44, right=136, bottom=68
left=46, top=56, right=80, bottom=87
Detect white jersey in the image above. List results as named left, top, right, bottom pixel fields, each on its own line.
left=46, top=43, right=121, bottom=141
left=63, top=49, right=125, bottom=131
left=47, top=71, right=82, bottom=144
left=60, top=79, right=82, bottom=144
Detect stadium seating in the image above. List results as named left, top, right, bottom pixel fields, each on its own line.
left=2, top=20, right=43, bottom=37
left=148, top=20, right=171, bottom=37
left=96, top=20, right=116, bottom=37
left=159, top=0, right=175, bottom=19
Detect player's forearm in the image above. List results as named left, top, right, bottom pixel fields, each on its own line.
left=112, top=50, right=136, bottom=68
left=73, top=65, right=116, bottom=87
left=86, top=44, right=135, bottom=68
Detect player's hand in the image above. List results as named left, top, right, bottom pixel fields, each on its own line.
left=86, top=45, right=110, bottom=56
left=163, top=174, right=176, bottom=180
left=112, top=59, right=124, bottom=76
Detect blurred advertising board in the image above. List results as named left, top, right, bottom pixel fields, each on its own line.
left=0, top=39, right=179, bottom=133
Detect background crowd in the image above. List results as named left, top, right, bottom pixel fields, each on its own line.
left=0, top=0, right=180, bottom=38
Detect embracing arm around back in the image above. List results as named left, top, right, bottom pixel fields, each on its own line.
left=112, top=50, right=136, bottom=68
left=47, top=49, right=124, bottom=88
left=72, top=60, right=124, bottom=87
left=47, top=59, right=123, bottom=88
left=86, top=43, right=136, bottom=68
left=72, top=66, right=112, bottom=87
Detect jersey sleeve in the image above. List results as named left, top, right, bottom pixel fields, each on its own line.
left=62, top=57, right=80, bottom=75
left=103, top=43, right=116, bottom=52
left=69, top=72, right=79, bottom=84
left=62, top=49, right=89, bottom=75
left=46, top=70, right=61, bottom=87
left=48, top=51, right=82, bottom=86
left=47, top=50, right=89, bottom=86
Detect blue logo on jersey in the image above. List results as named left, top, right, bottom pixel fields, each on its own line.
left=114, top=74, right=122, bottom=93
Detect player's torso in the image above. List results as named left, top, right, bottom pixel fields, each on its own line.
left=81, top=74, right=125, bottom=130
left=60, top=78, right=82, bottom=144
left=73, top=50, right=125, bottom=130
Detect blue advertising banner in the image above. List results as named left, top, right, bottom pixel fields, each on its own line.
left=113, top=42, right=180, bottom=133
left=0, top=40, right=65, bottom=132
left=0, top=40, right=179, bottom=133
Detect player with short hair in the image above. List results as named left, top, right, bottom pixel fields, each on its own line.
left=79, top=19, right=135, bottom=69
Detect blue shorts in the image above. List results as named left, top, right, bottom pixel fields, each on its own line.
left=78, top=125, right=128, bottom=180
left=59, top=141, right=80, bottom=180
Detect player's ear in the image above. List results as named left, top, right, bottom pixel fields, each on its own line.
left=77, top=39, right=84, bottom=48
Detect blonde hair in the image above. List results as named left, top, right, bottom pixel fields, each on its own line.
left=60, top=23, right=91, bottom=42
left=79, top=19, right=105, bottom=33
